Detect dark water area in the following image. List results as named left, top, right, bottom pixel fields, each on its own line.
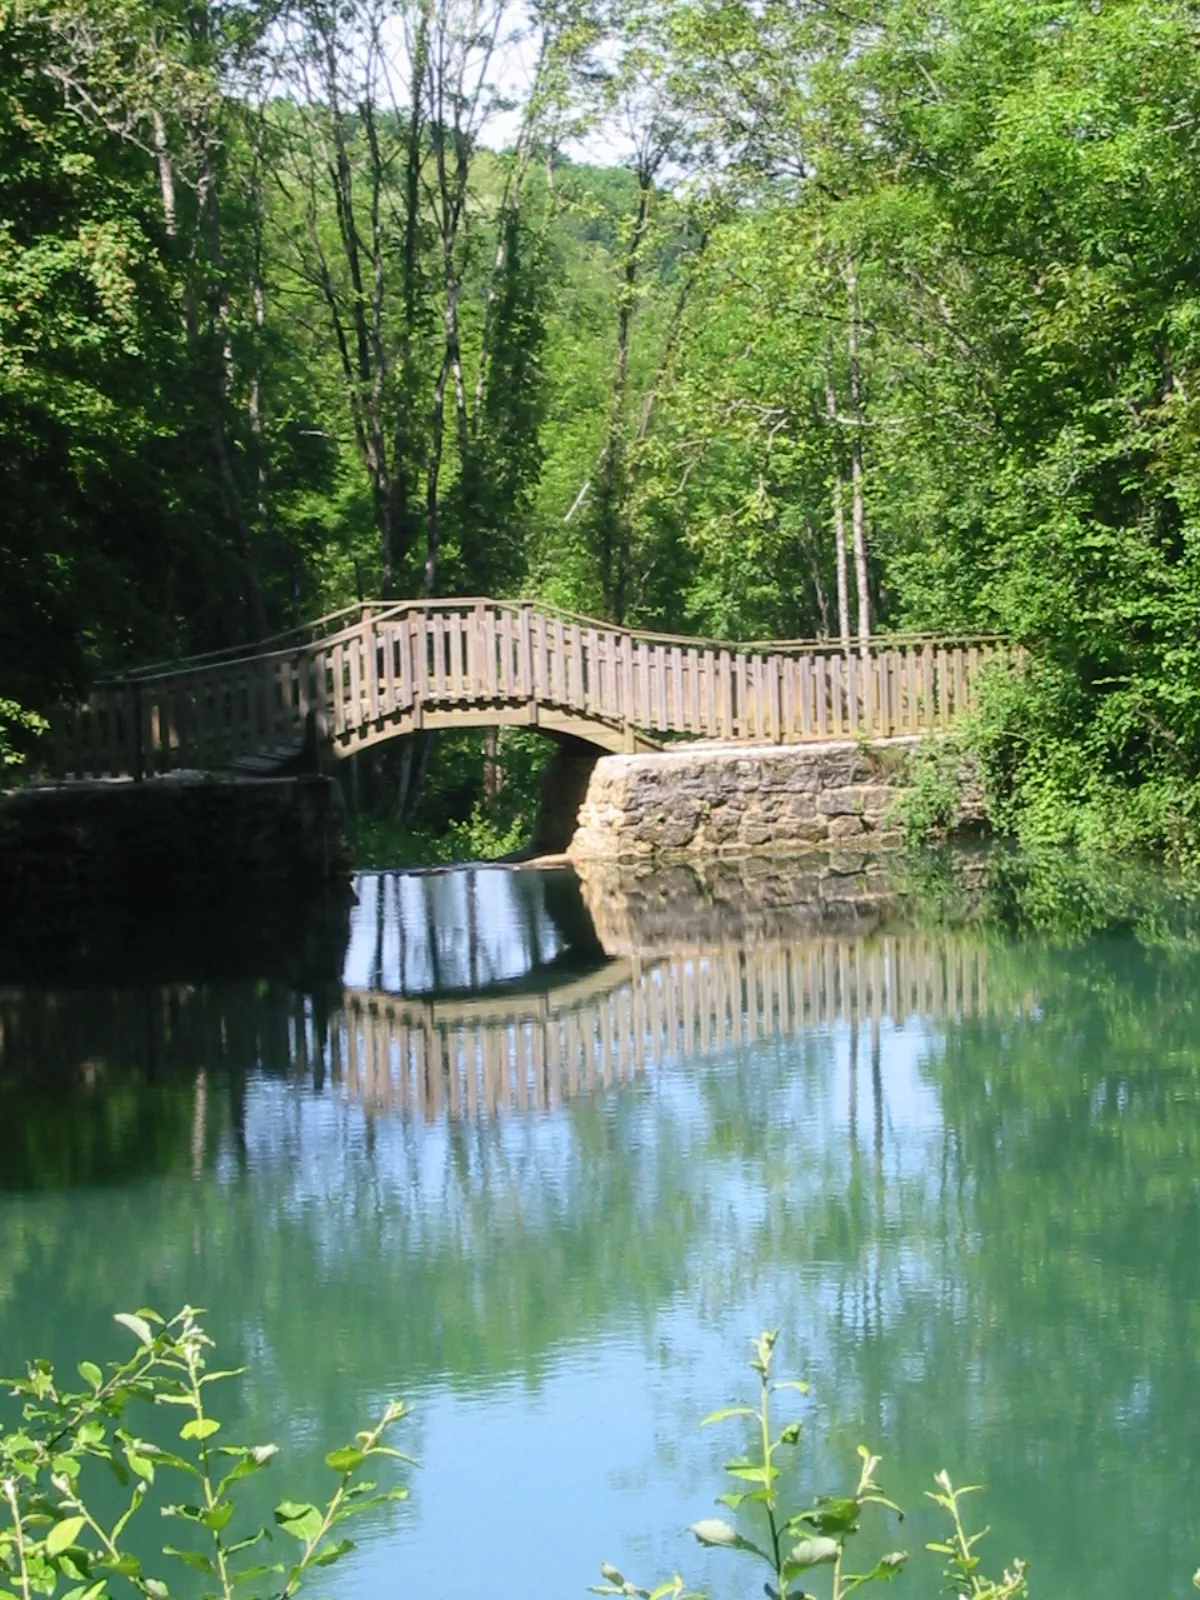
left=2, top=849, right=1200, bottom=1598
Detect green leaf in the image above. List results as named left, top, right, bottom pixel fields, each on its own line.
left=699, top=1406, right=755, bottom=1426
left=689, top=1519, right=740, bottom=1547
left=795, top=1498, right=861, bottom=1537
left=231, top=1563, right=284, bottom=1586
left=124, top=1445, right=156, bottom=1483
left=843, top=1551, right=907, bottom=1591
left=113, top=1314, right=153, bottom=1347
left=45, top=1517, right=86, bottom=1556
left=225, top=1529, right=269, bottom=1557
left=784, top=1537, right=839, bottom=1572
left=163, top=1546, right=215, bottom=1573
left=77, top=1363, right=103, bottom=1391
left=96, top=1553, right=141, bottom=1578
left=274, top=1502, right=324, bottom=1542
left=309, top=1537, right=355, bottom=1568
left=200, top=1501, right=234, bottom=1533
left=325, top=1448, right=366, bottom=1473
left=600, top=1565, right=625, bottom=1587
left=179, top=1418, right=221, bottom=1442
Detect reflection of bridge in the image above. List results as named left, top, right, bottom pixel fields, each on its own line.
left=52, top=598, right=999, bottom=777
left=332, top=932, right=991, bottom=1118
left=0, top=932, right=992, bottom=1119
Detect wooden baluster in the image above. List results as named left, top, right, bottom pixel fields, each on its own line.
left=518, top=603, right=532, bottom=702
left=797, top=656, right=811, bottom=738
left=654, top=644, right=668, bottom=731
left=552, top=617, right=566, bottom=705
left=669, top=645, right=684, bottom=732
left=331, top=641, right=346, bottom=739
left=430, top=612, right=446, bottom=699
left=904, top=647, right=917, bottom=734
left=921, top=642, right=934, bottom=729
left=687, top=646, right=701, bottom=736
left=447, top=610, right=464, bottom=699
left=380, top=625, right=396, bottom=715
left=347, top=633, right=365, bottom=742
left=815, top=654, right=828, bottom=737
left=938, top=645, right=952, bottom=726
left=719, top=650, right=733, bottom=739
left=733, top=653, right=747, bottom=738
left=484, top=605, right=499, bottom=699
left=769, top=655, right=782, bottom=742
left=605, top=631, right=619, bottom=717
left=495, top=609, right=511, bottom=698
left=584, top=626, right=598, bottom=713
left=568, top=623, right=582, bottom=710
left=830, top=653, right=844, bottom=736
left=533, top=610, right=548, bottom=703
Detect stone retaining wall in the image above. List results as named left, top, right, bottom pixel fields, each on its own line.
left=567, top=738, right=916, bottom=861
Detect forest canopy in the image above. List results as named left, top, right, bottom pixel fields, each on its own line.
left=4, top=0, right=1200, bottom=853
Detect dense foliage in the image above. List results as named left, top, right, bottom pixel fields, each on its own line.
left=5, top=0, right=1200, bottom=850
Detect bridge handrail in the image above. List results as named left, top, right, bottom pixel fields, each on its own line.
left=95, top=595, right=1006, bottom=689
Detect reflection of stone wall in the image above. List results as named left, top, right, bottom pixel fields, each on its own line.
left=574, top=851, right=901, bottom=957
left=568, top=739, right=912, bottom=861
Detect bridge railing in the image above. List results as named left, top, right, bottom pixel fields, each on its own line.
left=50, top=599, right=1005, bottom=777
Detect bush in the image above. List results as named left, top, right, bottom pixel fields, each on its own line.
left=597, top=1330, right=1028, bottom=1600
left=0, top=1306, right=408, bottom=1600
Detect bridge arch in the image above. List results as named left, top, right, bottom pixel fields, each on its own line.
left=51, top=598, right=999, bottom=779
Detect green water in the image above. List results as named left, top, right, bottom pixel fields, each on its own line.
left=2, top=850, right=1199, bottom=1598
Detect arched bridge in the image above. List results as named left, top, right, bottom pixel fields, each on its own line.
left=52, top=598, right=1000, bottom=779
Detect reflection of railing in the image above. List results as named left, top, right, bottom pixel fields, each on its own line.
left=0, top=933, right=993, bottom=1120
left=332, top=933, right=993, bottom=1119
left=50, top=598, right=1002, bottom=776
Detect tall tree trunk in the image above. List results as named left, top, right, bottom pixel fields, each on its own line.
left=598, top=175, right=652, bottom=623
left=387, top=1, right=431, bottom=593
left=826, top=376, right=851, bottom=651
left=846, top=263, right=870, bottom=651
left=199, top=153, right=269, bottom=641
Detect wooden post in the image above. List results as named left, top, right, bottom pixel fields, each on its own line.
left=519, top=600, right=534, bottom=715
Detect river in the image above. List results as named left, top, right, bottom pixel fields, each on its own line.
left=1, top=848, right=1197, bottom=1598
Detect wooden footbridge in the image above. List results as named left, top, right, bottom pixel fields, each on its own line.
left=52, top=599, right=1000, bottom=778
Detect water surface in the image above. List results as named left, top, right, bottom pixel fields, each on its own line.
left=2, top=851, right=1198, bottom=1599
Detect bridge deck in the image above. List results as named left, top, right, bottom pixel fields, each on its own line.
left=51, top=599, right=1001, bottom=779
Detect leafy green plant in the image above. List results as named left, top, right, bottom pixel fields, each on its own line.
left=927, top=1472, right=1028, bottom=1599
left=0, top=1306, right=409, bottom=1600
left=598, top=1332, right=1033, bottom=1600
left=889, top=733, right=971, bottom=847
left=0, top=702, right=47, bottom=775
left=598, top=1331, right=907, bottom=1600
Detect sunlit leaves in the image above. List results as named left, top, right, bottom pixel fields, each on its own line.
left=0, top=1305, right=411, bottom=1600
